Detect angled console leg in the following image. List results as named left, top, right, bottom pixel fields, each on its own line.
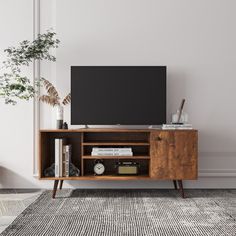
left=59, top=180, right=64, bottom=190
left=177, top=180, right=185, bottom=198
left=52, top=180, right=59, bottom=199
left=173, top=180, right=178, bottom=190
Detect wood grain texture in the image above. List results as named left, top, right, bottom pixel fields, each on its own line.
left=82, top=156, right=150, bottom=160
left=40, top=129, right=197, bottom=133
left=39, top=175, right=150, bottom=181
left=82, top=142, right=150, bottom=146
left=39, top=129, right=198, bottom=181
left=150, top=130, right=198, bottom=180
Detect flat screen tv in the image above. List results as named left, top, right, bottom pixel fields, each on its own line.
left=71, top=66, right=166, bottom=125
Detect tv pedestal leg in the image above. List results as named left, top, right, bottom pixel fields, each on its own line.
left=178, top=180, right=185, bottom=198
left=173, top=180, right=177, bottom=190
left=52, top=180, right=59, bottom=199
left=59, top=180, right=64, bottom=190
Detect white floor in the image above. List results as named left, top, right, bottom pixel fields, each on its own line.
left=0, top=189, right=42, bottom=233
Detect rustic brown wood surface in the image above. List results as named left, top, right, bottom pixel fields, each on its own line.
left=40, top=128, right=197, bottom=133
left=39, top=129, right=198, bottom=189
left=82, top=142, right=150, bottom=146
left=150, top=130, right=198, bottom=180
left=39, top=175, right=150, bottom=181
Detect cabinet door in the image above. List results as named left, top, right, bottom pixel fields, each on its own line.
left=150, top=131, right=198, bottom=180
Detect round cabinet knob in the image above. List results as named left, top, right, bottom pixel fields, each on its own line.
left=155, top=136, right=162, bottom=141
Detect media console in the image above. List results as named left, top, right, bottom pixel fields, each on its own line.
left=39, top=128, right=198, bottom=198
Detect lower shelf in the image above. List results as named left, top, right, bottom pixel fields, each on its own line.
left=40, top=175, right=150, bottom=180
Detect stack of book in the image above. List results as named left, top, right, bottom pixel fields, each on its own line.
left=162, top=124, right=193, bottom=130
left=91, top=148, right=133, bottom=156
left=55, top=139, right=72, bottom=177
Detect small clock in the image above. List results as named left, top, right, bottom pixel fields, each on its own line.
left=94, top=160, right=105, bottom=175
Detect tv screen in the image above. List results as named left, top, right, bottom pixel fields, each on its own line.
left=71, top=66, right=166, bottom=125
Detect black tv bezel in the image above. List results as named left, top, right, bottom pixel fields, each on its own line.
left=71, top=66, right=166, bottom=126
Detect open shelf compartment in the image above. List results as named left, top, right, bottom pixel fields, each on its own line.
left=83, top=159, right=149, bottom=177
left=40, top=132, right=82, bottom=178
left=82, top=145, right=150, bottom=157
left=83, top=132, right=149, bottom=143
left=40, top=130, right=151, bottom=179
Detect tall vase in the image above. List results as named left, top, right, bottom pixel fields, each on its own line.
left=56, top=105, right=63, bottom=129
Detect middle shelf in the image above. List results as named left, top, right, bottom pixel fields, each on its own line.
left=82, top=156, right=150, bottom=160
left=82, top=142, right=150, bottom=146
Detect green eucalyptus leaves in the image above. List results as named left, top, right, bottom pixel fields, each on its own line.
left=0, top=30, right=60, bottom=105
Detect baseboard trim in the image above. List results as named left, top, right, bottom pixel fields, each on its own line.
left=199, top=169, right=236, bottom=177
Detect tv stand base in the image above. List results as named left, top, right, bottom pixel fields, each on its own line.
left=39, top=128, right=197, bottom=200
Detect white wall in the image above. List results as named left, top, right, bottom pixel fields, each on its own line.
left=0, top=0, right=236, bottom=189
left=0, top=0, right=37, bottom=188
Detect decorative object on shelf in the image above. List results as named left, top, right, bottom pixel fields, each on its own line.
left=116, top=161, right=139, bottom=175
left=177, top=98, right=185, bottom=123
left=44, top=163, right=80, bottom=177
left=39, top=78, right=71, bottom=129
left=0, top=30, right=60, bottom=105
left=172, top=110, right=188, bottom=124
left=44, top=163, right=56, bottom=177
left=91, top=147, right=133, bottom=156
left=62, top=122, right=68, bottom=129
left=69, top=163, right=80, bottom=177
left=56, top=106, right=63, bottom=129
left=172, top=98, right=188, bottom=124
left=162, top=123, right=192, bottom=130
left=94, top=159, right=105, bottom=175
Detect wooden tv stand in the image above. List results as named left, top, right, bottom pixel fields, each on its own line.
left=39, top=128, right=198, bottom=198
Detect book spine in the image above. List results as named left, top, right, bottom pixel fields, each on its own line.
left=113, top=152, right=133, bottom=156
left=65, top=145, right=71, bottom=177
left=59, top=140, right=63, bottom=177
left=55, top=139, right=60, bottom=177
left=91, top=152, right=133, bottom=156
left=92, top=148, right=133, bottom=156
left=92, top=148, right=132, bottom=152
left=92, top=153, right=113, bottom=156
left=65, top=151, right=69, bottom=177
left=62, top=146, right=66, bottom=177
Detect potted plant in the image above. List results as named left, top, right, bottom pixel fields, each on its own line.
left=0, top=30, right=60, bottom=105
left=39, top=78, right=71, bottom=128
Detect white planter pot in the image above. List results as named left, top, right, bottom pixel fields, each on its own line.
left=56, top=105, right=64, bottom=129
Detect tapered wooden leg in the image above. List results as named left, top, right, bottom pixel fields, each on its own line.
left=52, top=180, right=59, bottom=199
left=173, top=180, right=178, bottom=190
left=59, top=180, right=64, bottom=190
left=177, top=180, right=185, bottom=198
